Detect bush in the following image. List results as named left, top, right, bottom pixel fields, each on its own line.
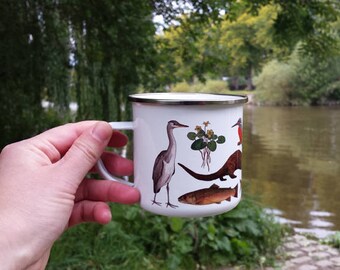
left=48, top=195, right=286, bottom=270
left=171, top=79, right=229, bottom=94
left=322, top=232, right=340, bottom=249
left=255, top=47, right=340, bottom=106
left=254, top=60, right=297, bottom=106
left=292, top=56, right=340, bottom=105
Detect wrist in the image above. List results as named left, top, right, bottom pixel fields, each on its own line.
left=0, top=216, right=34, bottom=269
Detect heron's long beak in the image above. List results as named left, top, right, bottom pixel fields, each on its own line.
left=176, top=122, right=189, bottom=128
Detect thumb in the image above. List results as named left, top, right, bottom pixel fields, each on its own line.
left=58, top=121, right=112, bottom=185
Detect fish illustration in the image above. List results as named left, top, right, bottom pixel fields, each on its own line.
left=178, top=150, right=241, bottom=181
left=178, top=183, right=239, bottom=205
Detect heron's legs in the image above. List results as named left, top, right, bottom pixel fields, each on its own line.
left=166, top=183, right=178, bottom=208
left=152, top=193, right=162, bottom=206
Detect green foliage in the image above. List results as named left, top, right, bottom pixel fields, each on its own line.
left=322, top=232, right=340, bottom=249
left=2, top=1, right=339, bottom=148
left=172, top=80, right=229, bottom=93
left=68, top=1, right=157, bottom=121
left=157, top=2, right=339, bottom=90
left=254, top=60, right=297, bottom=105
left=255, top=44, right=340, bottom=105
left=273, top=0, right=339, bottom=56
left=291, top=55, right=340, bottom=105
left=218, top=6, right=280, bottom=81
left=0, top=1, right=157, bottom=148
left=48, top=196, right=286, bottom=270
left=155, top=0, right=339, bottom=57
left=0, top=1, right=69, bottom=148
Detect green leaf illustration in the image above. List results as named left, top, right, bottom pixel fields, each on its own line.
left=191, top=138, right=206, bottom=150
left=217, top=135, right=226, bottom=144
left=207, top=140, right=217, bottom=151
left=212, top=134, right=218, bottom=140
left=187, top=132, right=197, bottom=140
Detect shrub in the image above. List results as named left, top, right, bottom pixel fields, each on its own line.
left=48, top=195, right=286, bottom=270
left=292, top=56, right=340, bottom=105
left=254, top=60, right=297, bottom=105
left=255, top=47, right=340, bottom=106
left=322, top=232, right=340, bottom=249
left=171, top=79, right=229, bottom=94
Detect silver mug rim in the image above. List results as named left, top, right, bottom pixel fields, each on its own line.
left=128, top=92, right=248, bottom=105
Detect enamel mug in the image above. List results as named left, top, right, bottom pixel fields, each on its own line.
left=97, top=92, right=248, bottom=217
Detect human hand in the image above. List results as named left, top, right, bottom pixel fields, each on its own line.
left=0, top=121, right=140, bottom=270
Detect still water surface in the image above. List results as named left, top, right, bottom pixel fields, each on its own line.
left=243, top=106, right=340, bottom=238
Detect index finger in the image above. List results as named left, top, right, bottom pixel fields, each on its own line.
left=29, top=121, right=127, bottom=158
left=29, top=121, right=100, bottom=158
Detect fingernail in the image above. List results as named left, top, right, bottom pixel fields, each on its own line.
left=102, top=209, right=112, bottom=223
left=91, top=122, right=112, bottom=142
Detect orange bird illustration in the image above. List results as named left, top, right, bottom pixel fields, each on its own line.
left=232, top=118, right=242, bottom=145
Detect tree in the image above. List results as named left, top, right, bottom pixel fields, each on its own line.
left=154, top=0, right=339, bottom=56
left=0, top=1, right=157, bottom=148
left=156, top=1, right=339, bottom=89
left=1, top=0, right=339, bottom=148
left=0, top=1, right=69, bottom=147
left=219, top=6, right=279, bottom=90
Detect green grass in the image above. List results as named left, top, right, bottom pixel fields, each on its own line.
left=322, top=232, right=340, bottom=249
left=47, top=194, right=287, bottom=270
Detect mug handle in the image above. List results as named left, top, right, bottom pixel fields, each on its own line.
left=96, top=121, right=134, bottom=187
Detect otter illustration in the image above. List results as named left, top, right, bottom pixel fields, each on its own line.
left=178, top=150, right=241, bottom=181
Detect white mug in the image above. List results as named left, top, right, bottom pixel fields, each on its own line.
left=97, top=92, right=248, bottom=217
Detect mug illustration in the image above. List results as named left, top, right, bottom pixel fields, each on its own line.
left=151, top=118, right=242, bottom=209
left=97, top=93, right=247, bottom=217
left=178, top=150, right=241, bottom=181
left=186, top=121, right=226, bottom=171
left=232, top=118, right=242, bottom=145
left=151, top=120, right=188, bottom=208
left=178, top=183, right=239, bottom=205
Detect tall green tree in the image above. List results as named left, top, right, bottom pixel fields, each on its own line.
left=0, top=1, right=156, bottom=148
left=154, top=0, right=339, bottom=55
left=156, top=1, right=339, bottom=89
left=61, top=1, right=157, bottom=121
left=218, top=6, right=280, bottom=89
left=1, top=0, right=339, bottom=148
left=0, top=1, right=70, bottom=147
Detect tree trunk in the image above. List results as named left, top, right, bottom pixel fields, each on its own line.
left=231, top=76, right=239, bottom=90
left=246, top=64, right=255, bottom=90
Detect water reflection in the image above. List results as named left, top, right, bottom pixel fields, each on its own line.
left=243, top=106, right=340, bottom=237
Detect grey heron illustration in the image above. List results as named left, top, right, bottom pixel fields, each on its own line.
left=152, top=120, right=188, bottom=208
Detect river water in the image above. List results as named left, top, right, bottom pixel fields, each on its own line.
left=243, top=105, right=340, bottom=238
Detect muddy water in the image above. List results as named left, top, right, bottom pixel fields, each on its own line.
left=243, top=106, right=340, bottom=237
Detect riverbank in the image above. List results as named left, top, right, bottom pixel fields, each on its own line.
left=219, top=233, right=340, bottom=270
left=277, top=233, right=340, bottom=270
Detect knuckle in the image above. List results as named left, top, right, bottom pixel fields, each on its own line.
left=1, top=144, right=14, bottom=155
left=1, top=142, right=22, bottom=157
left=73, top=140, right=98, bottom=164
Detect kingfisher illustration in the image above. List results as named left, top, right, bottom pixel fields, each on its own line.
left=152, top=120, right=188, bottom=208
left=232, top=118, right=242, bottom=145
